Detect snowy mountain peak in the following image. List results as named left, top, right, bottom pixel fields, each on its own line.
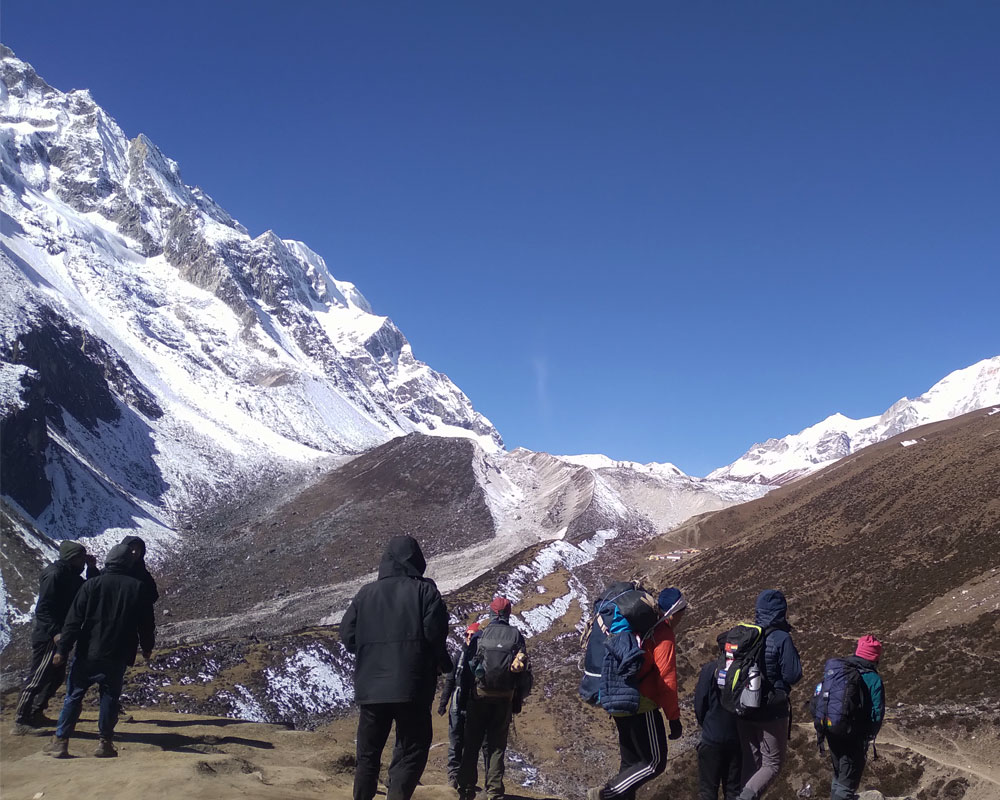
left=1, top=47, right=502, bottom=550
left=709, top=355, right=1000, bottom=485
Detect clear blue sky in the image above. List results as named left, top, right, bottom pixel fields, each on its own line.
left=5, top=2, right=998, bottom=475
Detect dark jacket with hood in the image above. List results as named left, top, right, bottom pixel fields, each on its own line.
left=753, top=589, right=802, bottom=720
left=120, top=536, right=159, bottom=665
left=58, top=544, right=155, bottom=664
left=341, top=535, right=452, bottom=706
left=32, top=556, right=99, bottom=643
left=121, top=536, right=160, bottom=604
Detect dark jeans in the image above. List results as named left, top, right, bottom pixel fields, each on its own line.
left=603, top=710, right=668, bottom=800
left=698, top=739, right=742, bottom=800
left=827, top=735, right=867, bottom=800
left=14, top=638, right=66, bottom=722
left=55, top=657, right=127, bottom=740
left=458, top=697, right=513, bottom=799
left=354, top=701, right=433, bottom=800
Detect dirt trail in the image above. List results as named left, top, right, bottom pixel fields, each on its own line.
left=876, top=725, right=1000, bottom=788
left=0, top=709, right=558, bottom=800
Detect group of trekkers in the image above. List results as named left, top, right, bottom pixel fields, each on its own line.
left=342, top=536, right=885, bottom=800
left=11, top=532, right=884, bottom=800
left=578, top=583, right=883, bottom=800
left=10, top=536, right=158, bottom=758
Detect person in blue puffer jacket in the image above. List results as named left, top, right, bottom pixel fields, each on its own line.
left=736, top=589, right=802, bottom=800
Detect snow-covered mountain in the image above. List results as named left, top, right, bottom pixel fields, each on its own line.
left=0, top=45, right=500, bottom=551
left=709, top=355, right=1000, bottom=485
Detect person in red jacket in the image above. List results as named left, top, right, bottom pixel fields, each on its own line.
left=588, top=587, right=687, bottom=800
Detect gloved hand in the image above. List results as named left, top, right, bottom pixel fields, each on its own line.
left=437, top=700, right=449, bottom=717
left=668, top=718, right=683, bottom=740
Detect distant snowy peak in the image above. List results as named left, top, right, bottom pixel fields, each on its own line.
left=709, top=355, right=1000, bottom=485
left=555, top=453, right=687, bottom=479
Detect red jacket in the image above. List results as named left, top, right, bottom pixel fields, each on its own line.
left=638, top=619, right=680, bottom=720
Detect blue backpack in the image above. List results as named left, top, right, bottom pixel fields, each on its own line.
left=811, top=658, right=864, bottom=737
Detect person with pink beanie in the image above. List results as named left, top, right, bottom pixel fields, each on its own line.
left=815, top=635, right=886, bottom=800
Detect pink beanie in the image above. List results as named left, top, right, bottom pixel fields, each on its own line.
left=856, top=634, right=883, bottom=662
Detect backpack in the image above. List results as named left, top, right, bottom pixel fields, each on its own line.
left=811, top=658, right=865, bottom=738
left=578, top=581, right=662, bottom=706
left=472, top=622, right=523, bottom=699
left=716, top=623, right=772, bottom=716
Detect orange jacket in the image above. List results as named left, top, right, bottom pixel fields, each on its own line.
left=637, top=620, right=679, bottom=720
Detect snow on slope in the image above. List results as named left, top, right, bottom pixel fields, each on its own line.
left=710, top=356, right=1000, bottom=485
left=0, top=46, right=501, bottom=548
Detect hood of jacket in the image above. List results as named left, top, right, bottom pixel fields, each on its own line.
left=377, top=535, right=427, bottom=579
left=754, top=589, right=790, bottom=629
left=103, top=542, right=134, bottom=575
left=121, top=535, right=147, bottom=556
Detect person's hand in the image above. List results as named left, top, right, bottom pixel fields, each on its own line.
left=52, top=652, right=64, bottom=666
left=668, top=719, right=683, bottom=740
left=53, top=633, right=62, bottom=644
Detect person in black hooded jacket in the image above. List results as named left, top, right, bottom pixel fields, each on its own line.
left=735, top=589, right=802, bottom=800
left=42, top=543, right=155, bottom=759
left=341, top=535, right=452, bottom=800
left=117, top=536, right=159, bottom=721
left=11, top=540, right=99, bottom=734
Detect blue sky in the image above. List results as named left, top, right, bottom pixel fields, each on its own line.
left=5, top=2, right=998, bottom=475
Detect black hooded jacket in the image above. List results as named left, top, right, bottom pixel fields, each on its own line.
left=31, top=557, right=98, bottom=643
left=58, top=544, right=155, bottom=664
left=341, top=536, right=452, bottom=705
left=121, top=536, right=160, bottom=604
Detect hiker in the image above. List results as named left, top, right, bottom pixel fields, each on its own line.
left=438, top=622, right=489, bottom=789
left=457, top=597, right=532, bottom=800
left=587, top=587, right=687, bottom=800
left=735, top=589, right=802, bottom=800
left=42, top=543, right=155, bottom=758
left=11, top=540, right=99, bottom=735
left=812, top=635, right=886, bottom=800
left=695, top=633, right=742, bottom=800
left=341, top=535, right=452, bottom=800
left=118, top=535, right=159, bottom=721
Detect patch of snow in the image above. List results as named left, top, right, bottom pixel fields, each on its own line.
left=901, top=439, right=920, bottom=447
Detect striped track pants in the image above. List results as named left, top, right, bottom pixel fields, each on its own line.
left=603, top=709, right=669, bottom=799
left=13, top=638, right=64, bottom=722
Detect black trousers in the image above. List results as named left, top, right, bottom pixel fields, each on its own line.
left=827, top=735, right=867, bottom=800
left=603, top=709, right=668, bottom=800
left=698, top=739, right=742, bottom=800
left=354, top=701, right=433, bottom=800
left=14, top=638, right=65, bottom=723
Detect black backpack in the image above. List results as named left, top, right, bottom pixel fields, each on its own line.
left=472, top=622, right=522, bottom=699
left=579, top=581, right=661, bottom=706
left=716, top=623, right=772, bottom=716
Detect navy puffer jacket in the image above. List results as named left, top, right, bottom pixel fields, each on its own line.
left=599, top=631, right=645, bottom=715
left=754, top=589, right=802, bottom=718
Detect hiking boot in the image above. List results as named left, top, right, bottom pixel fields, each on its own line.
left=586, top=788, right=605, bottom=800
left=94, top=738, right=118, bottom=758
left=42, top=736, right=69, bottom=758
left=10, top=722, right=34, bottom=736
